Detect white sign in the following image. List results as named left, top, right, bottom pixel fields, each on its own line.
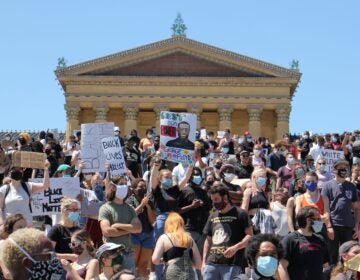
left=101, top=136, right=126, bottom=176
left=320, top=149, right=344, bottom=172
left=30, top=177, right=81, bottom=216
left=159, top=111, right=196, bottom=165
left=81, top=122, right=114, bottom=172
left=200, top=129, right=207, bottom=140
left=217, top=131, right=225, bottom=139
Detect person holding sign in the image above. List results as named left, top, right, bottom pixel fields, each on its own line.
left=0, top=159, right=50, bottom=228
left=166, top=121, right=195, bottom=150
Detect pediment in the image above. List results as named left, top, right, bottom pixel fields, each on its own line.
left=55, top=37, right=300, bottom=80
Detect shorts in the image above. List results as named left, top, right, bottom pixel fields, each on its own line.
left=131, top=231, right=155, bottom=249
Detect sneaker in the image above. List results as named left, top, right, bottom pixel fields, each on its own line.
left=148, top=272, right=157, bottom=280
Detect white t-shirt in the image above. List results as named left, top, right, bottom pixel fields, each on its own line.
left=0, top=182, right=33, bottom=225
left=172, top=163, right=190, bottom=185
left=271, top=201, right=289, bottom=237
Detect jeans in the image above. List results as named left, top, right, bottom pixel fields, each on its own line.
left=122, top=252, right=136, bottom=274
left=203, top=263, right=242, bottom=280
left=328, top=225, right=354, bottom=265
left=154, top=213, right=169, bottom=280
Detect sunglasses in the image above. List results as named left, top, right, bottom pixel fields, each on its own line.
left=318, top=163, right=326, bottom=165
left=69, top=240, right=81, bottom=248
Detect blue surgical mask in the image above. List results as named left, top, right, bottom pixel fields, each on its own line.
left=68, top=211, right=80, bottom=222
left=63, top=174, right=71, bottom=178
left=256, top=177, right=267, bottom=188
left=247, top=137, right=253, bottom=143
left=295, top=168, right=305, bottom=177
left=162, top=178, right=172, bottom=189
left=221, top=147, right=229, bottom=154
left=312, top=220, right=324, bottom=233
left=304, top=181, right=318, bottom=192
left=256, top=256, right=278, bottom=277
left=192, top=175, right=202, bottom=185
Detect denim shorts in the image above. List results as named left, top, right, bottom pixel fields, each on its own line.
left=131, top=231, right=155, bottom=249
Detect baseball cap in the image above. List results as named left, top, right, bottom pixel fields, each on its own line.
left=333, top=159, right=349, bottom=168
left=57, top=164, right=71, bottom=172
left=339, top=240, right=358, bottom=255
left=95, top=243, right=125, bottom=259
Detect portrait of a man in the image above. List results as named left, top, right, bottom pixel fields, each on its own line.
left=166, top=121, right=195, bottom=150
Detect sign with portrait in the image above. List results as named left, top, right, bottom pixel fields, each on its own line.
left=159, top=111, right=196, bottom=165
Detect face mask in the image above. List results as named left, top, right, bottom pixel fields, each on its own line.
left=256, top=177, right=267, bottom=188
left=71, top=245, right=84, bottom=255
left=94, top=184, right=104, bottom=201
left=311, top=220, right=323, bottom=233
left=213, top=199, right=226, bottom=211
left=247, top=137, right=253, bottom=143
left=162, top=178, right=172, bottom=189
left=318, top=165, right=326, bottom=173
left=332, top=137, right=338, bottom=142
left=63, top=174, right=71, bottom=178
left=337, top=168, right=347, bottom=178
left=192, top=175, right=202, bottom=185
left=147, top=134, right=153, bottom=139
left=344, top=253, right=360, bottom=272
left=221, top=147, right=229, bottom=154
left=304, top=181, right=318, bottom=192
left=19, top=138, right=27, bottom=145
left=206, top=180, right=214, bottom=186
left=134, top=188, right=146, bottom=198
left=68, top=211, right=80, bottom=222
left=8, top=238, right=63, bottom=280
left=256, top=256, right=278, bottom=277
left=295, top=168, right=305, bottom=178
left=10, top=170, right=23, bottom=181
left=116, top=185, right=128, bottom=199
left=287, top=158, right=296, bottom=165
left=303, top=135, right=309, bottom=139
left=215, top=163, right=222, bottom=170
left=223, top=173, right=235, bottom=183
left=254, top=150, right=262, bottom=156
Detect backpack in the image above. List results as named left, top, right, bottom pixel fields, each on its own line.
left=4, top=182, right=32, bottom=212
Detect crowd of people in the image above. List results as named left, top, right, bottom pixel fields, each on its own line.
left=0, top=127, right=359, bottom=280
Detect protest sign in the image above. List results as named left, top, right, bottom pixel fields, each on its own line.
left=81, top=122, right=114, bottom=172
left=209, top=152, right=236, bottom=167
left=217, top=131, right=225, bottom=139
left=30, top=177, right=80, bottom=216
left=12, top=151, right=46, bottom=169
left=101, top=136, right=126, bottom=176
left=320, top=149, right=344, bottom=172
left=200, top=129, right=207, bottom=140
left=159, top=111, right=196, bottom=165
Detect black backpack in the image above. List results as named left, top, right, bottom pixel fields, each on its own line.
left=4, top=182, right=32, bottom=212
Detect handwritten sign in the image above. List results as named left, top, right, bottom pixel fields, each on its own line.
left=101, top=136, right=126, bottom=176
left=160, top=111, right=196, bottom=165
left=12, top=151, right=46, bottom=169
left=200, top=129, right=207, bottom=140
left=320, top=149, right=344, bottom=172
left=30, top=177, right=80, bottom=216
left=81, top=122, right=114, bottom=172
left=209, top=153, right=236, bottom=167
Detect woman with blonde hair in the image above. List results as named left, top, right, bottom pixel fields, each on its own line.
left=61, top=229, right=100, bottom=280
left=152, top=212, right=201, bottom=280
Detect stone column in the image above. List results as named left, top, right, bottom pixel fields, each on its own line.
left=218, top=105, right=233, bottom=130
left=123, top=105, right=139, bottom=135
left=94, top=104, right=109, bottom=123
left=276, top=106, right=290, bottom=140
left=187, top=104, right=202, bottom=129
left=154, top=104, right=169, bottom=134
left=64, top=103, right=80, bottom=139
left=247, top=105, right=263, bottom=138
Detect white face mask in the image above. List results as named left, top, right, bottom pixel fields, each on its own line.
left=223, top=173, right=235, bottom=183
left=115, top=185, right=128, bottom=200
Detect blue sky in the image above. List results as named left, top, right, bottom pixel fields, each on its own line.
left=1, top=1, right=359, bottom=135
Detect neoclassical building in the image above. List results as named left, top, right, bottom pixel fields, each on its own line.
left=56, top=36, right=301, bottom=141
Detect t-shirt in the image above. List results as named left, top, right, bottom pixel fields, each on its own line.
left=47, top=224, right=80, bottom=253
left=203, top=206, right=250, bottom=266
left=126, top=194, right=154, bottom=233
left=235, top=163, right=254, bottom=179
left=179, top=184, right=212, bottom=233
left=268, top=153, right=286, bottom=172
left=282, top=231, right=328, bottom=280
left=153, top=185, right=181, bottom=213
left=322, top=179, right=359, bottom=227
left=98, top=201, right=136, bottom=252
left=277, top=166, right=293, bottom=189
left=0, top=182, right=33, bottom=225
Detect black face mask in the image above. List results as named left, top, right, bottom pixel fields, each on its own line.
left=206, top=180, right=214, bottom=186
left=19, top=137, right=26, bottom=145
left=10, top=170, right=23, bottom=181
left=337, top=168, right=347, bottom=178
left=134, top=188, right=146, bottom=199
left=215, top=163, right=222, bottom=170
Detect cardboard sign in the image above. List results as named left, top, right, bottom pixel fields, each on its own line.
left=101, top=136, right=126, bottom=176
left=81, top=122, right=114, bottom=172
left=160, top=111, right=196, bottom=165
left=30, top=177, right=80, bottom=216
left=209, top=152, right=236, bottom=167
left=12, top=151, right=46, bottom=169
left=320, top=149, right=344, bottom=173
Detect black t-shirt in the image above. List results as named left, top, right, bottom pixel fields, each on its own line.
left=235, top=163, right=254, bottom=179
left=153, top=185, right=181, bottom=213
left=179, top=184, right=212, bottom=233
left=203, top=206, right=251, bottom=266
left=282, top=231, right=328, bottom=280
left=47, top=224, right=80, bottom=253
left=126, top=194, right=154, bottom=233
